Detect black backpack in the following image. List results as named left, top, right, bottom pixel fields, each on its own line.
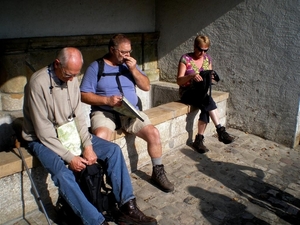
left=198, top=70, right=220, bottom=97
left=188, top=70, right=220, bottom=104
left=55, top=160, right=118, bottom=224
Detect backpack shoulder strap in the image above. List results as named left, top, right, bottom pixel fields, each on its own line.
left=96, top=57, right=105, bottom=82
left=96, top=57, right=124, bottom=95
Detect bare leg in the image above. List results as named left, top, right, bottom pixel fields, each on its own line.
left=194, top=120, right=209, bottom=154
left=136, top=124, right=162, bottom=158
left=198, top=120, right=207, bottom=135
left=209, top=109, right=220, bottom=126
left=93, top=127, right=113, bottom=141
left=136, top=124, right=174, bottom=192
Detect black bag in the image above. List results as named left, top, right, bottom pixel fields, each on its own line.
left=179, top=70, right=220, bottom=105
left=55, top=160, right=118, bottom=224
left=198, top=70, right=220, bottom=96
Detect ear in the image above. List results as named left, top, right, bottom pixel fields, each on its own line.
left=109, top=46, right=114, bottom=54
left=54, top=59, right=60, bottom=68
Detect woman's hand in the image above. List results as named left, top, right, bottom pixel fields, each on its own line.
left=193, top=73, right=203, bottom=82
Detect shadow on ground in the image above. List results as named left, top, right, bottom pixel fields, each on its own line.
left=181, top=148, right=300, bottom=224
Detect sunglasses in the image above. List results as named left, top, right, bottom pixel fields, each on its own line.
left=197, top=46, right=209, bottom=52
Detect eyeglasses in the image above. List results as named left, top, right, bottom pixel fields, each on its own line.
left=114, top=48, right=133, bottom=55
left=197, top=46, right=209, bottom=53
left=60, top=65, right=81, bottom=79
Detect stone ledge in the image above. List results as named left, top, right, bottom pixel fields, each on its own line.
left=109, top=90, right=228, bottom=140
left=0, top=90, right=229, bottom=179
left=0, top=148, right=40, bottom=179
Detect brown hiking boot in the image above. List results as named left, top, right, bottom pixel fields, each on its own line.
left=117, top=198, right=157, bottom=225
left=217, top=126, right=234, bottom=144
left=151, top=165, right=174, bottom=193
left=192, top=134, right=209, bottom=154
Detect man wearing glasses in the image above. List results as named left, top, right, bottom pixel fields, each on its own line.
left=80, top=34, right=174, bottom=193
left=22, top=47, right=157, bottom=225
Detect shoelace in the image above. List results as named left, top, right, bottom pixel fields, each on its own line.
left=222, top=131, right=231, bottom=138
left=156, top=167, right=168, bottom=182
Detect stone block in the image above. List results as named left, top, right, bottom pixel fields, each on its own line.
left=1, top=76, right=27, bottom=94
left=144, top=69, right=160, bottom=82
left=0, top=168, right=57, bottom=224
left=1, top=93, right=24, bottom=111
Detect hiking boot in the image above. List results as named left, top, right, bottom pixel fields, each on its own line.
left=117, top=198, right=157, bottom=225
left=151, top=165, right=174, bottom=192
left=217, top=126, right=234, bottom=144
left=192, top=134, right=209, bottom=154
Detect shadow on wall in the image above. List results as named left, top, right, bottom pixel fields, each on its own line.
left=0, top=117, right=28, bottom=151
left=156, top=0, right=244, bottom=56
left=0, top=122, right=15, bottom=152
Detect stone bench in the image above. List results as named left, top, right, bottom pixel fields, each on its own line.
left=0, top=84, right=229, bottom=224
left=110, top=89, right=229, bottom=171
left=0, top=90, right=229, bottom=178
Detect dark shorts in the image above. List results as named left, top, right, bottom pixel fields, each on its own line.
left=180, top=86, right=217, bottom=123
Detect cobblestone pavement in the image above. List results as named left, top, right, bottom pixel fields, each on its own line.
left=5, top=129, right=300, bottom=225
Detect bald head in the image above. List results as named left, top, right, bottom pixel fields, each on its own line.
left=57, top=47, right=83, bottom=68
left=54, top=47, right=83, bottom=82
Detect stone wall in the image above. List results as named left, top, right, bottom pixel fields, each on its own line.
left=156, top=0, right=300, bottom=148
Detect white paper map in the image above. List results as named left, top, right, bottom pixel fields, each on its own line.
left=57, top=120, right=83, bottom=156
left=113, top=96, right=144, bottom=121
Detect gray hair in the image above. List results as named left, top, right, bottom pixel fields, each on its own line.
left=57, top=47, right=83, bottom=67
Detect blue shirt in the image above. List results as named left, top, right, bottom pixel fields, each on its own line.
left=80, top=60, right=146, bottom=112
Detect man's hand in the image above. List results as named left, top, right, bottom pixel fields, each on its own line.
left=106, top=95, right=123, bottom=107
left=123, top=56, right=150, bottom=91
left=69, top=156, right=88, bottom=172
left=123, top=56, right=137, bottom=70
left=82, top=145, right=97, bottom=165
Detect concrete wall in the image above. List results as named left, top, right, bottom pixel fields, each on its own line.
left=156, top=0, right=300, bottom=148
left=0, top=0, right=155, bottom=39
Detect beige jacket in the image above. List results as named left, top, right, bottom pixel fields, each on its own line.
left=22, top=64, right=92, bottom=163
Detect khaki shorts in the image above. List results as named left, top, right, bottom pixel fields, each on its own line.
left=90, top=110, right=151, bottom=134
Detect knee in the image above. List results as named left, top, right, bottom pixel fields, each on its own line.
left=94, top=127, right=112, bottom=140
left=141, top=125, right=161, bottom=142
left=52, top=168, right=75, bottom=186
left=106, top=142, right=123, bottom=158
left=151, top=126, right=160, bottom=138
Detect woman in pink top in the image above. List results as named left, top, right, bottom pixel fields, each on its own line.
left=177, top=35, right=234, bottom=154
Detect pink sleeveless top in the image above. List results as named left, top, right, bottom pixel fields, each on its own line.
left=179, top=53, right=212, bottom=87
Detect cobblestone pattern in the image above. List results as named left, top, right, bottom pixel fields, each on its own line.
left=5, top=129, right=300, bottom=225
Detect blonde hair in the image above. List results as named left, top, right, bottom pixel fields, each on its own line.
left=194, top=35, right=210, bottom=48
